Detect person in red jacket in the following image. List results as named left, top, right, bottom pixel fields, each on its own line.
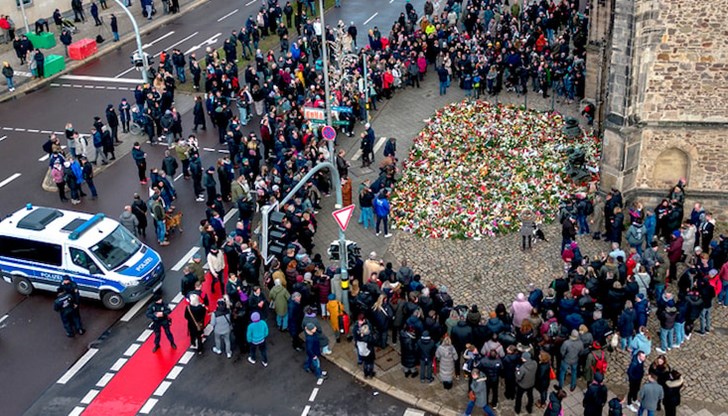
left=666, top=231, right=684, bottom=282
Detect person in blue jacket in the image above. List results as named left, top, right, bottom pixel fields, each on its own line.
left=374, top=189, right=391, bottom=238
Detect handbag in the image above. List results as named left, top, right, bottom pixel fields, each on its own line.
left=549, top=367, right=556, bottom=380
left=187, top=305, right=204, bottom=332
left=468, top=390, right=476, bottom=402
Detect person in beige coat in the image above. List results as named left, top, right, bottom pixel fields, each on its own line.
left=363, top=251, right=384, bottom=283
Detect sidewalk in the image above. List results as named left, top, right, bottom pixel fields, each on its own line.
left=0, top=0, right=206, bottom=103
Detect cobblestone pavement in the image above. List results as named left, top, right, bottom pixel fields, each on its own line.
left=313, top=71, right=728, bottom=415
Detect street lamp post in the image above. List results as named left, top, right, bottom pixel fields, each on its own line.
left=318, top=0, right=350, bottom=314
left=17, top=0, right=30, bottom=34
left=113, top=0, right=149, bottom=84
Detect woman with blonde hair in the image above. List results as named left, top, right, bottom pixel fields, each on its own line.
left=435, top=335, right=457, bottom=389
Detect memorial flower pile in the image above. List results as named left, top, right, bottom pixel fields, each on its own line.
left=390, top=100, right=601, bottom=239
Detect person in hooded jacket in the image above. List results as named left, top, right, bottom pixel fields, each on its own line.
left=450, top=314, right=473, bottom=378
left=478, top=347, right=503, bottom=407
left=211, top=298, right=233, bottom=358
left=515, top=351, right=537, bottom=414
left=464, top=368, right=496, bottom=416
left=663, top=370, right=683, bottom=416
left=416, top=330, right=436, bottom=383
left=502, top=345, right=521, bottom=400
left=400, top=326, right=419, bottom=378
left=543, top=388, right=567, bottom=416
left=246, top=311, right=269, bottom=366
left=583, top=372, right=608, bottom=415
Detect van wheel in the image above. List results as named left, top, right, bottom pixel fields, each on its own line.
left=13, top=276, right=33, bottom=296
left=102, top=291, right=125, bottom=310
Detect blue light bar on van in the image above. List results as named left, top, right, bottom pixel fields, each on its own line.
left=69, top=213, right=105, bottom=240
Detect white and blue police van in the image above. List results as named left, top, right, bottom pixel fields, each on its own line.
left=0, top=205, right=165, bottom=309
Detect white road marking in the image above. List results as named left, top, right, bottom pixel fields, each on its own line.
left=374, top=136, right=387, bottom=153
left=51, top=83, right=61, bottom=87
left=0, top=173, right=21, bottom=188
left=80, top=389, right=100, bottom=404
left=217, top=9, right=239, bottom=22
left=40, top=130, right=52, bottom=134
left=139, top=398, right=159, bottom=414
left=123, top=343, right=141, bottom=356
left=167, top=365, right=184, bottom=380
left=171, top=247, right=200, bottom=271
left=115, top=66, right=136, bottom=78
left=245, top=0, right=257, bottom=5
left=68, top=406, right=85, bottom=416
left=203, top=147, right=216, bottom=152
left=143, top=31, right=176, bottom=49
left=2, top=127, right=12, bottom=130
left=120, top=293, right=153, bottom=322
left=184, top=32, right=222, bottom=55
left=218, top=149, right=230, bottom=153
left=95, top=372, right=115, bottom=388
left=73, top=84, right=83, bottom=88
left=27, top=129, right=40, bottom=133
left=94, top=86, right=105, bottom=89
left=57, top=348, right=99, bottom=384
left=224, top=208, right=238, bottom=224
left=171, top=292, right=184, bottom=304
left=316, top=377, right=323, bottom=386
left=364, top=12, right=379, bottom=25
left=110, top=357, right=128, bottom=371
left=163, top=31, right=200, bottom=52
left=60, top=74, right=141, bottom=84
left=84, top=85, right=95, bottom=89
left=179, top=350, right=195, bottom=364
left=137, top=329, right=154, bottom=342
left=153, top=380, right=172, bottom=397
left=403, top=409, right=425, bottom=416
left=13, top=127, right=24, bottom=131
left=301, top=405, right=311, bottom=416
left=0, top=314, right=8, bottom=325
left=203, top=323, right=213, bottom=337
left=173, top=173, right=183, bottom=182
left=308, top=387, right=319, bottom=402
left=0, top=135, right=7, bottom=142
left=390, top=0, right=395, bottom=3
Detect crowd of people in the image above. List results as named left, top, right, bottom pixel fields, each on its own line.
left=36, top=0, right=727, bottom=415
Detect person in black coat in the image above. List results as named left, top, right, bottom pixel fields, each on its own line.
left=416, top=331, right=437, bottom=383
left=34, top=49, right=45, bottom=78
left=535, top=351, right=553, bottom=407
left=400, top=327, right=419, bottom=377
left=450, top=316, right=473, bottom=377
left=192, top=96, right=206, bottom=131
left=287, top=292, right=304, bottom=351
left=106, top=104, right=121, bottom=144
left=502, top=345, right=521, bottom=400
left=583, top=372, right=608, bottom=415
left=663, top=370, right=683, bottom=416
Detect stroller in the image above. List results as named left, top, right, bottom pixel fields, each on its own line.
left=61, top=18, right=79, bottom=34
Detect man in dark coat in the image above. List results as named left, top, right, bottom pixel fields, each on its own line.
left=288, top=292, right=304, bottom=351
left=583, top=372, right=608, bottom=415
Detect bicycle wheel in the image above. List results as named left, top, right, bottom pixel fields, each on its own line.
left=129, top=121, right=143, bottom=135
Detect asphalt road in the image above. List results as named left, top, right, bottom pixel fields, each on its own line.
left=0, top=0, right=420, bottom=415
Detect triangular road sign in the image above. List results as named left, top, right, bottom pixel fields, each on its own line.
left=332, top=204, right=356, bottom=232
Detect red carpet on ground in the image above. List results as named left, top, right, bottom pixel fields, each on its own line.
left=83, top=272, right=224, bottom=415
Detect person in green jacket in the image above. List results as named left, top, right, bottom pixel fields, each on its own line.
left=269, top=279, right=290, bottom=331
left=247, top=311, right=269, bottom=367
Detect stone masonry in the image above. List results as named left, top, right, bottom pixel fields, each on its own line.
left=596, top=0, right=728, bottom=220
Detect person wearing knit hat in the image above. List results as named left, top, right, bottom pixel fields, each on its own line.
left=558, top=328, right=584, bottom=391
left=303, top=320, right=329, bottom=380
left=246, top=311, right=269, bottom=366
left=583, top=369, right=608, bottom=414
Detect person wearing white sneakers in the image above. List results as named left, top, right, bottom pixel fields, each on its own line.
left=625, top=351, right=646, bottom=412
left=374, top=189, right=392, bottom=238
left=247, top=311, right=269, bottom=367
left=211, top=298, right=233, bottom=359
left=2, top=61, right=14, bottom=92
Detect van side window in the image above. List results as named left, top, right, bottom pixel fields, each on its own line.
left=0, top=236, right=62, bottom=266
left=69, top=247, right=101, bottom=273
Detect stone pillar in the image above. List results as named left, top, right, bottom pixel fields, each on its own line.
left=584, top=0, right=615, bottom=127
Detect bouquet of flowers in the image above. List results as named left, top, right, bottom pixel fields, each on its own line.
left=390, top=100, right=601, bottom=239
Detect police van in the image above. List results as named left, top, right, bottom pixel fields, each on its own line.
left=0, top=205, right=165, bottom=309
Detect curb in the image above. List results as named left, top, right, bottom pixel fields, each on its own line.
left=323, top=352, right=460, bottom=416
left=0, top=0, right=208, bottom=104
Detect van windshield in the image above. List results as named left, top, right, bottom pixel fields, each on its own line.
left=89, top=226, right=142, bottom=270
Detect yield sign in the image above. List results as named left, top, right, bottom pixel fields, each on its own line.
left=332, top=204, right=356, bottom=232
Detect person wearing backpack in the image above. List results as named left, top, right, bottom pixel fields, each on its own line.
left=627, top=220, right=647, bottom=256
left=584, top=341, right=608, bottom=385
left=583, top=372, right=608, bottom=415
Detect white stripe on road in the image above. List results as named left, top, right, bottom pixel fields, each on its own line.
left=352, top=137, right=386, bottom=161
left=137, top=329, right=154, bottom=343
left=173, top=173, right=183, bottom=182
left=57, top=348, right=99, bottom=384
left=0, top=135, right=6, bottom=142
left=95, top=372, right=115, bottom=388
left=0, top=173, right=21, bottom=188
left=123, top=343, right=141, bottom=356
left=164, top=31, right=200, bottom=52
left=217, top=9, right=239, bottom=22
left=171, top=292, right=184, bottom=304
left=80, top=389, right=100, bottom=405
left=301, top=405, right=311, bottom=416
left=120, top=293, right=153, bottom=322
left=27, top=129, right=40, bottom=133
left=308, top=387, right=319, bottom=402
left=224, top=208, right=238, bottom=224
left=171, top=246, right=200, bottom=271
left=316, top=377, right=324, bottom=385
left=68, top=406, right=85, bottom=416
left=364, top=12, right=379, bottom=25
left=2, top=127, right=12, bottom=130
left=60, top=74, right=142, bottom=84
left=179, top=350, right=195, bottom=364
left=153, top=380, right=172, bottom=397
left=143, top=31, right=176, bottom=49
left=0, top=314, right=8, bottom=325
left=139, top=398, right=158, bottom=414
left=245, top=0, right=257, bottom=5
left=167, top=365, right=184, bottom=380
left=110, top=357, right=128, bottom=371
left=115, top=66, right=137, bottom=78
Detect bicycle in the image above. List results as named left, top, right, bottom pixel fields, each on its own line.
left=129, top=112, right=154, bottom=136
